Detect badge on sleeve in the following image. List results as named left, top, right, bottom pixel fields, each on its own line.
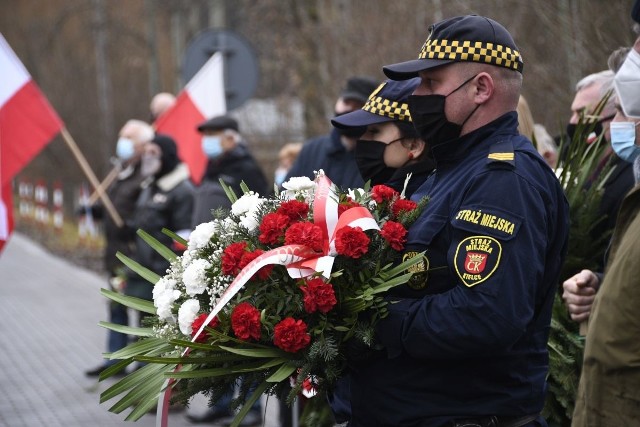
left=454, top=235, right=502, bottom=287
left=402, top=251, right=429, bottom=290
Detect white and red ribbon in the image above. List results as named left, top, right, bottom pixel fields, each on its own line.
left=157, top=175, right=379, bottom=426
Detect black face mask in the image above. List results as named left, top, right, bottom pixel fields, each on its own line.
left=355, top=139, right=399, bottom=185
left=408, top=74, right=479, bottom=148
left=566, top=113, right=615, bottom=143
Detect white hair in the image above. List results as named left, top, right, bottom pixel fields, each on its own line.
left=149, top=92, right=176, bottom=117
left=120, top=119, right=154, bottom=145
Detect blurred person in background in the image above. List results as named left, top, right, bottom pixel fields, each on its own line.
left=190, top=115, right=269, bottom=227
left=285, top=76, right=379, bottom=189
left=196, top=114, right=267, bottom=199
left=517, top=96, right=558, bottom=168
left=533, top=124, right=558, bottom=169
left=274, top=142, right=303, bottom=188
left=149, top=92, right=176, bottom=124
left=562, top=24, right=640, bottom=330
left=570, top=16, right=640, bottom=425
left=566, top=71, right=616, bottom=144
left=567, top=69, right=634, bottom=253
left=84, top=119, right=154, bottom=378
left=125, top=134, right=194, bottom=319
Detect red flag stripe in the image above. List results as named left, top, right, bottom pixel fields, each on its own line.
left=0, top=80, right=63, bottom=186
left=155, top=92, right=206, bottom=183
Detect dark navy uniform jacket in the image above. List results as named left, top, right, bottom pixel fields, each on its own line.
left=349, top=112, right=569, bottom=427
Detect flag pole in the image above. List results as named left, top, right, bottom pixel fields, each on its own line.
left=59, top=127, right=124, bottom=227
left=87, top=166, right=120, bottom=206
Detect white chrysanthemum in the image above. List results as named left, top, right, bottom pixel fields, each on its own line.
left=178, top=299, right=200, bottom=335
left=181, top=250, right=195, bottom=268
left=155, top=289, right=181, bottom=321
left=240, top=206, right=262, bottom=231
left=231, top=192, right=263, bottom=216
left=152, top=277, right=177, bottom=304
left=153, top=277, right=181, bottom=321
left=188, top=221, right=217, bottom=251
left=183, top=258, right=211, bottom=296
left=282, top=176, right=315, bottom=192
left=281, top=176, right=316, bottom=201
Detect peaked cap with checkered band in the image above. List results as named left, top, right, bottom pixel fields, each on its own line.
left=331, top=78, right=420, bottom=129
left=383, top=15, right=523, bottom=80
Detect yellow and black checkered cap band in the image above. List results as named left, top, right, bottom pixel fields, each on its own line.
left=418, top=39, right=523, bottom=72
left=362, top=93, right=412, bottom=122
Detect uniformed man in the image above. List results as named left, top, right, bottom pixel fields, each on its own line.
left=347, top=15, right=570, bottom=427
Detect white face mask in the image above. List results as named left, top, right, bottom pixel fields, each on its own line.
left=116, top=137, right=135, bottom=160
left=140, top=153, right=162, bottom=177
left=614, top=48, right=640, bottom=119
left=201, top=136, right=223, bottom=159
left=610, top=121, right=640, bottom=163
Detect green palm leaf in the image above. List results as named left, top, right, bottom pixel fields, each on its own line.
left=100, top=288, right=156, bottom=313
left=137, top=229, right=178, bottom=262
left=115, top=252, right=160, bottom=284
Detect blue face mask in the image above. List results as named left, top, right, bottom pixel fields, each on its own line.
left=610, top=121, right=640, bottom=163
left=274, top=167, right=288, bottom=186
left=202, top=136, right=223, bottom=159
left=116, top=137, right=135, bottom=160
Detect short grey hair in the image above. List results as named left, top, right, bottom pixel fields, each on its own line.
left=575, top=70, right=615, bottom=113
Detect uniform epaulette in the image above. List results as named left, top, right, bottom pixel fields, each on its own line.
left=486, top=139, right=515, bottom=168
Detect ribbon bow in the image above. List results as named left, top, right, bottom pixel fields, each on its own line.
left=285, top=174, right=380, bottom=278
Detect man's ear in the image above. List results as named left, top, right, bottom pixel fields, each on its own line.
left=473, top=72, right=494, bottom=104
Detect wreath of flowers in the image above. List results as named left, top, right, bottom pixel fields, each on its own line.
left=100, top=172, right=426, bottom=426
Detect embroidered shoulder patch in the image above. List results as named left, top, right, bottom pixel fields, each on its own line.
left=454, top=235, right=502, bottom=287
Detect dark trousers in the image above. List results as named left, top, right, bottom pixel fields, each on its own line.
left=105, top=301, right=129, bottom=366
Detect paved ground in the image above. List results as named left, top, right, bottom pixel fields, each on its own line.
left=0, top=233, right=281, bottom=427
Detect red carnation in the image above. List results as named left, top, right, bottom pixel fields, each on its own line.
left=335, top=226, right=370, bottom=259
left=190, top=313, right=220, bottom=343
left=380, top=221, right=408, bottom=251
left=221, top=242, right=248, bottom=276
left=371, top=185, right=399, bottom=203
left=273, top=317, right=311, bottom=353
left=241, top=249, right=274, bottom=280
left=338, top=198, right=363, bottom=217
left=277, top=200, right=309, bottom=221
left=300, top=278, right=337, bottom=314
left=259, top=213, right=290, bottom=245
left=392, top=198, right=418, bottom=217
left=284, top=222, right=324, bottom=252
left=231, top=302, right=261, bottom=341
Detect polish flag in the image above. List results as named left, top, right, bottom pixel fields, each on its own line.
left=155, top=52, right=226, bottom=184
left=0, top=33, right=64, bottom=252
